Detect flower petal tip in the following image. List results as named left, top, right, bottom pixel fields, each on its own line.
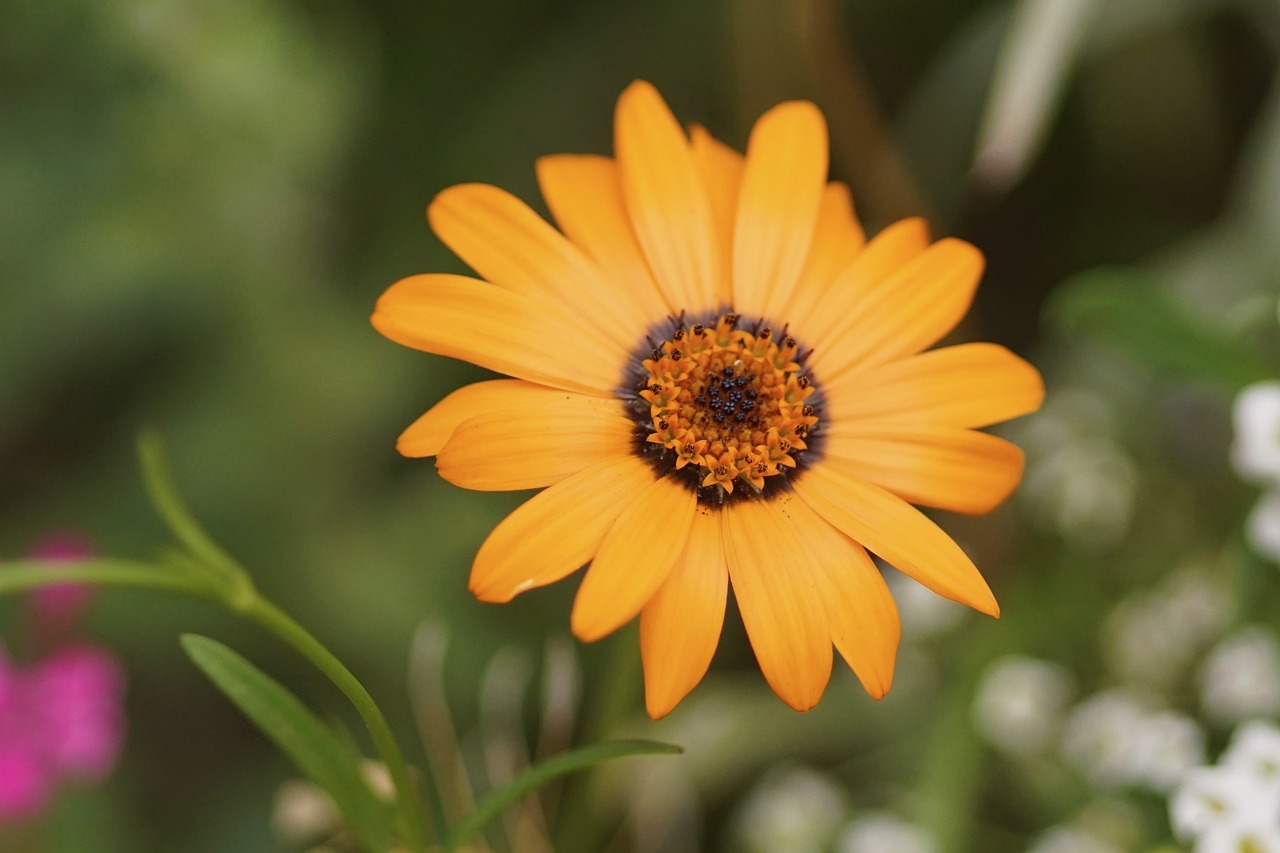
left=644, top=697, right=675, bottom=720
left=569, top=611, right=612, bottom=644
left=467, top=576, right=518, bottom=604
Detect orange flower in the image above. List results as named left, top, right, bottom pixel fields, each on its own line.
left=373, top=81, right=1044, bottom=719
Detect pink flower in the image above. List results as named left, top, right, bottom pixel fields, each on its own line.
left=0, top=534, right=126, bottom=823
left=0, top=644, right=125, bottom=822
left=33, top=646, right=125, bottom=781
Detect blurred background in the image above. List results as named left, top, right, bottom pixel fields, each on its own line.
left=4, top=0, right=1280, bottom=850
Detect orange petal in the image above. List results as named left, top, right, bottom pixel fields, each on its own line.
left=771, top=492, right=899, bottom=698
left=614, top=80, right=719, bottom=314
left=639, top=506, right=729, bottom=718
left=571, top=475, right=696, bottom=642
left=732, top=101, right=828, bottom=320
left=723, top=499, right=833, bottom=711
left=786, top=180, right=865, bottom=300
left=427, top=183, right=642, bottom=353
left=824, top=342, right=1045, bottom=428
left=690, top=125, right=744, bottom=306
left=792, top=461, right=1000, bottom=616
left=823, top=424, right=1025, bottom=515
left=812, top=238, right=984, bottom=381
left=792, top=217, right=930, bottom=350
left=535, top=154, right=672, bottom=322
left=397, top=379, right=617, bottom=458
left=372, top=273, right=622, bottom=395
left=469, top=456, right=655, bottom=602
left=437, top=399, right=633, bottom=491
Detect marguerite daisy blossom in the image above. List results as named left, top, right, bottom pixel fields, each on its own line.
left=372, top=81, right=1044, bottom=719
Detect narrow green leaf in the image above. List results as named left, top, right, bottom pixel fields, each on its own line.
left=1048, top=268, right=1273, bottom=388
left=136, top=432, right=252, bottom=596
left=180, top=635, right=396, bottom=853
left=446, top=739, right=682, bottom=851
left=972, top=0, right=1098, bottom=191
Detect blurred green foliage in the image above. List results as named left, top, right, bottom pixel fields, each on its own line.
left=5, top=0, right=1280, bottom=850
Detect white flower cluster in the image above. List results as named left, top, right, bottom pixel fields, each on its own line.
left=1103, top=568, right=1230, bottom=689
left=1201, top=627, right=1280, bottom=725
left=971, top=657, right=1204, bottom=791
left=1231, top=382, right=1280, bottom=561
left=972, top=655, right=1075, bottom=757
left=731, top=765, right=938, bottom=853
left=1016, top=389, right=1138, bottom=549
left=1060, top=690, right=1205, bottom=792
left=1169, top=720, right=1280, bottom=851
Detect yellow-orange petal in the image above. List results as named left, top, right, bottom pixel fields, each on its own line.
left=571, top=475, right=696, bottom=642
left=535, top=154, right=672, bottom=322
left=437, top=399, right=633, bottom=491
left=723, top=499, right=833, bottom=711
left=397, top=379, right=617, bottom=459
left=792, top=461, right=1000, bottom=616
left=784, top=180, right=865, bottom=315
left=811, top=238, right=984, bottom=381
left=690, top=125, right=744, bottom=306
left=639, top=505, right=728, bottom=718
left=824, top=342, right=1045, bottom=429
left=823, top=424, right=1026, bottom=515
left=372, top=273, right=621, bottom=395
left=732, top=101, right=828, bottom=321
left=614, top=80, right=719, bottom=314
left=427, top=183, right=641, bottom=352
left=469, top=456, right=655, bottom=602
left=791, top=217, right=930, bottom=350
left=772, top=492, right=899, bottom=698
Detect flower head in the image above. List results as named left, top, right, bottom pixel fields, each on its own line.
left=0, top=644, right=124, bottom=821
left=0, top=535, right=125, bottom=822
left=373, top=81, right=1044, bottom=717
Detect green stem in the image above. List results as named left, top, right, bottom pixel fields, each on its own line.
left=0, top=560, right=223, bottom=599
left=241, top=595, right=429, bottom=853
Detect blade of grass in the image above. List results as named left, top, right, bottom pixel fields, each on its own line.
left=446, top=739, right=682, bottom=851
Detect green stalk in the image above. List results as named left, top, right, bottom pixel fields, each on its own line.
left=0, top=560, right=222, bottom=599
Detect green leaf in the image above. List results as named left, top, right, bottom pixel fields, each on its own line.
left=137, top=431, right=253, bottom=600
left=1048, top=268, right=1273, bottom=388
left=446, top=739, right=682, bottom=851
left=971, top=0, right=1098, bottom=191
left=180, top=635, right=396, bottom=853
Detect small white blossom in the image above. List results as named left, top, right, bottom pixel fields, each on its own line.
left=1170, top=765, right=1280, bottom=845
left=1022, top=438, right=1137, bottom=549
left=1222, top=720, right=1280, bottom=781
left=270, top=780, right=338, bottom=844
left=1196, top=820, right=1280, bottom=853
left=1026, top=824, right=1123, bottom=853
left=1061, top=691, right=1203, bottom=790
left=1231, top=382, right=1280, bottom=482
left=1127, top=711, right=1206, bottom=791
left=1169, top=720, right=1280, bottom=851
left=1248, top=491, right=1280, bottom=563
left=1201, top=627, right=1280, bottom=725
left=837, top=812, right=937, bottom=853
left=1061, top=691, right=1150, bottom=788
left=972, top=655, right=1075, bottom=756
left=1103, top=569, right=1231, bottom=688
left=733, top=765, right=847, bottom=853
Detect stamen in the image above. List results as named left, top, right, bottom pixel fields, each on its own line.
left=633, top=311, right=821, bottom=504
